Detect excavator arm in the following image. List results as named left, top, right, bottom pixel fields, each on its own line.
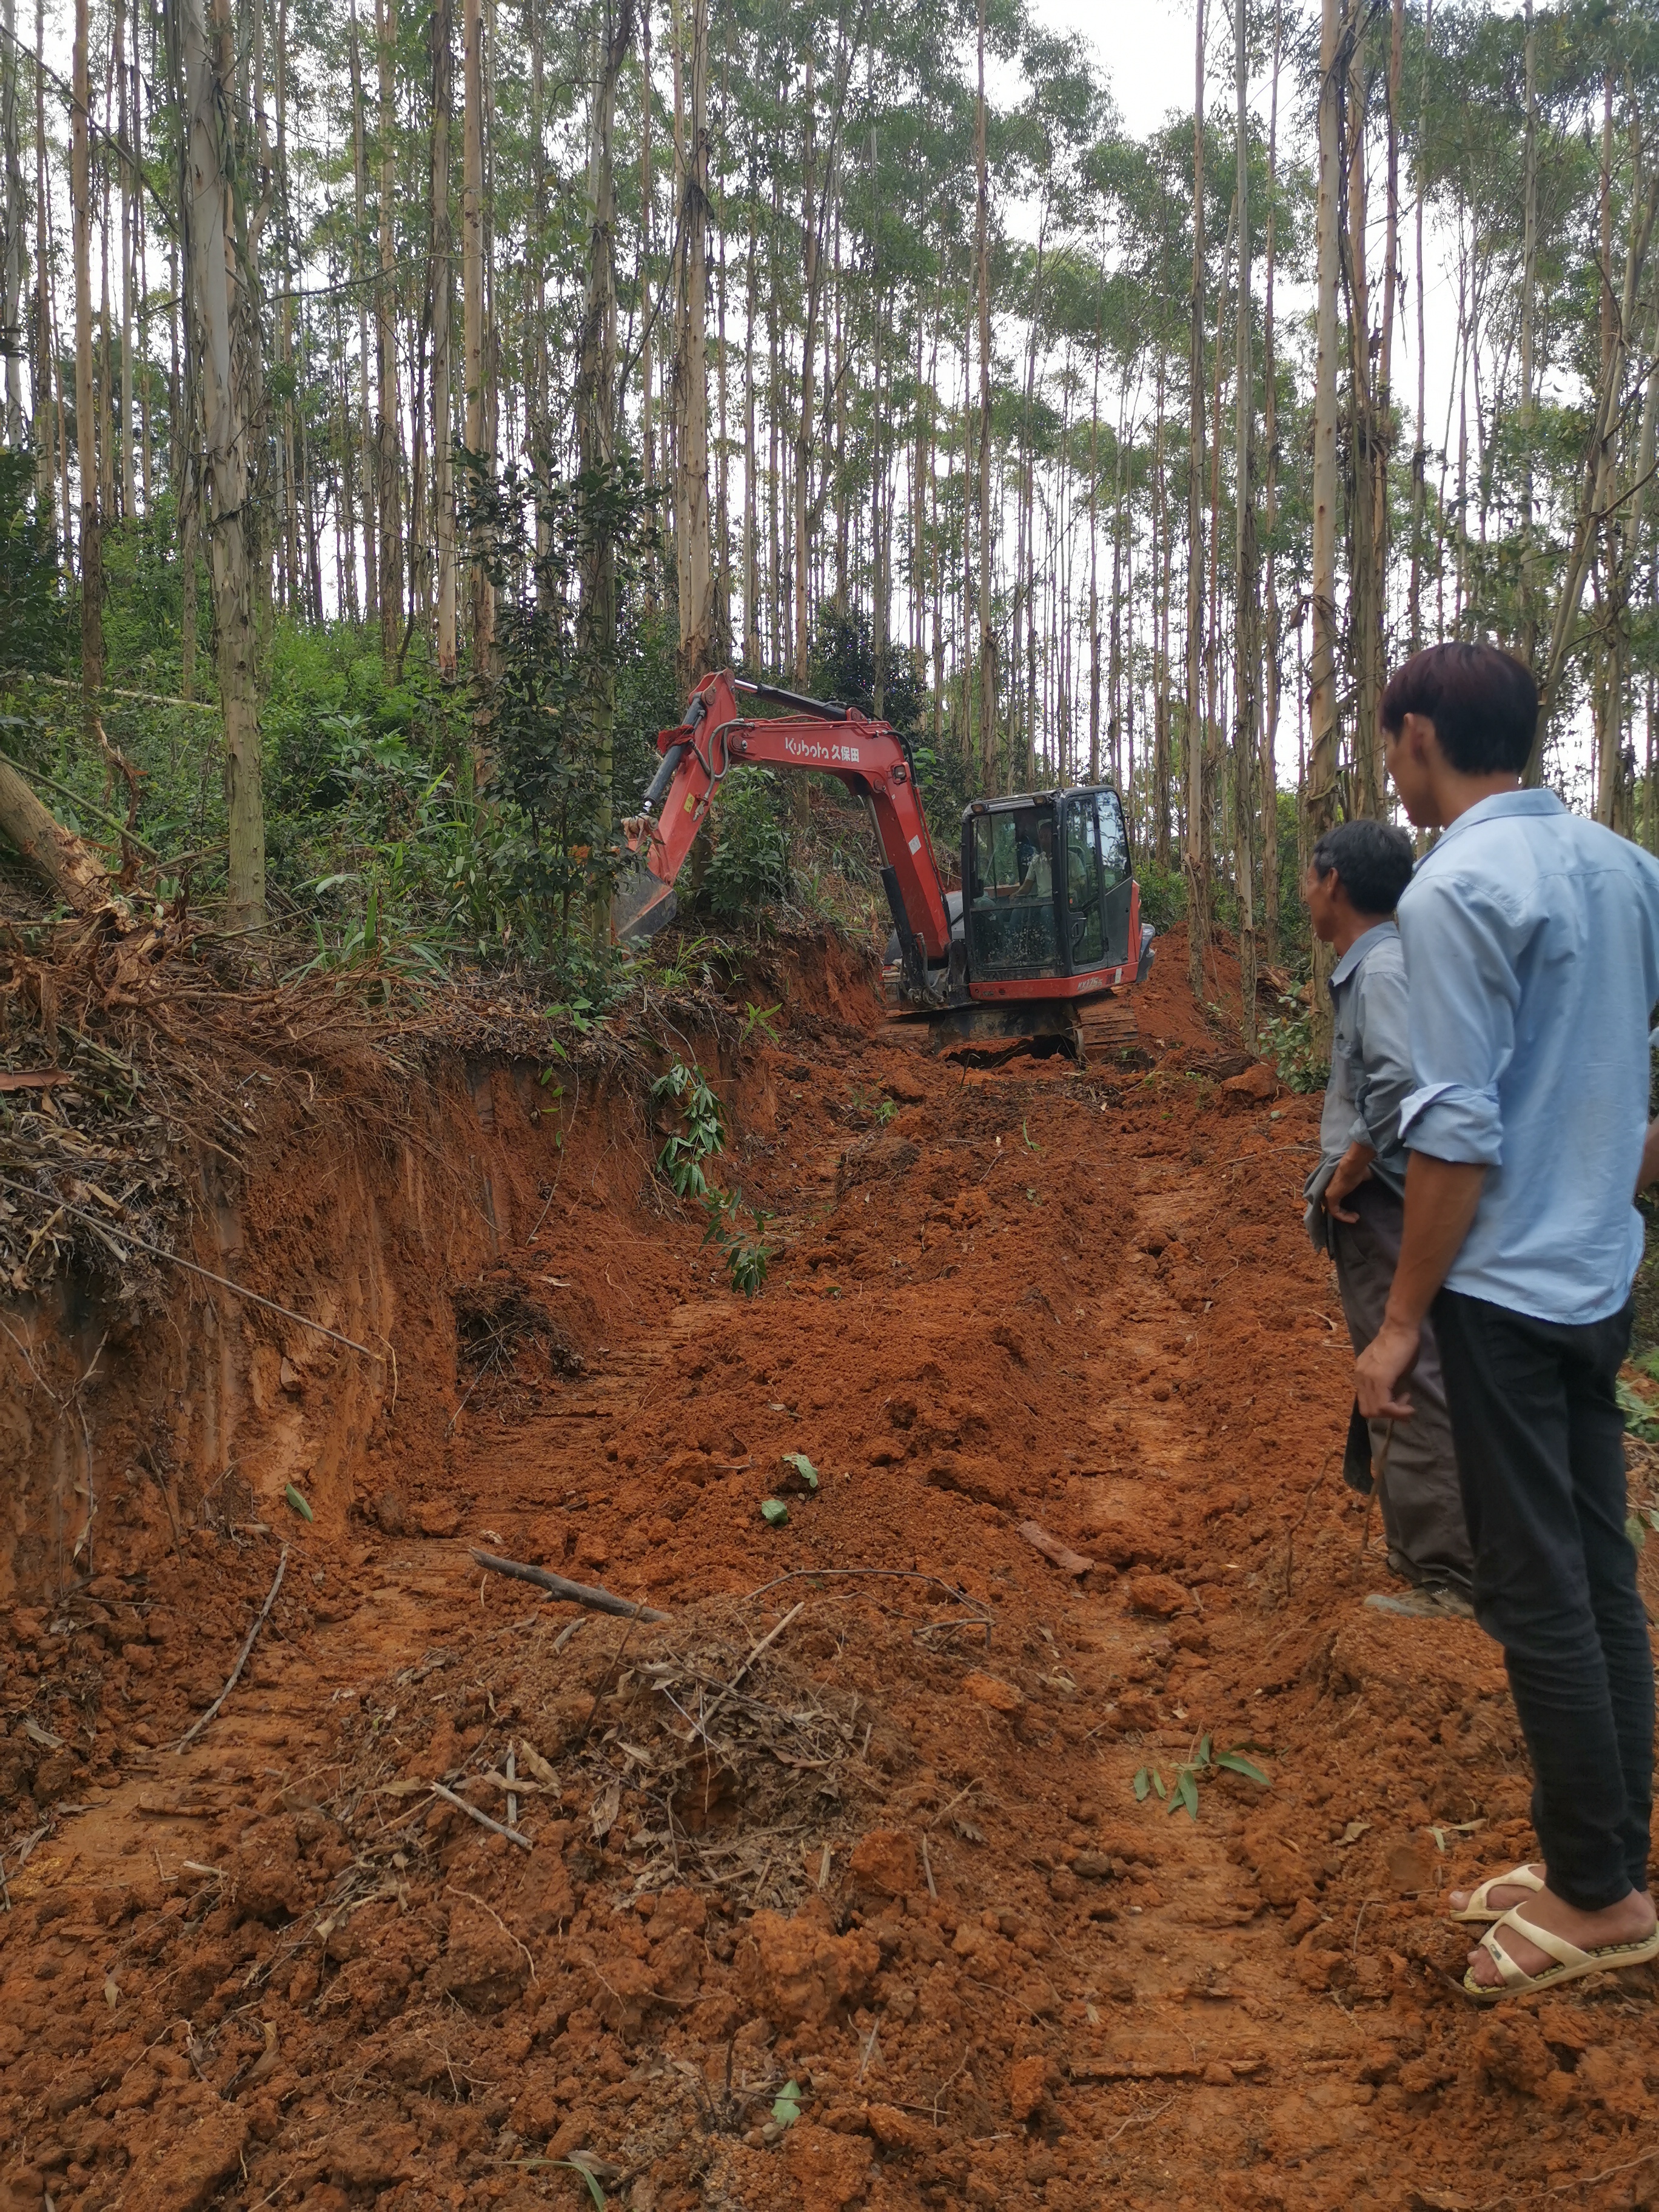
left=611, top=669, right=956, bottom=974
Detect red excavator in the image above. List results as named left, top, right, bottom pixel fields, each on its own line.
left=612, top=668, right=1153, bottom=1061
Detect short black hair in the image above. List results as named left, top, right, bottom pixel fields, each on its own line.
left=1310, top=818, right=1415, bottom=917
left=1380, top=642, right=1538, bottom=776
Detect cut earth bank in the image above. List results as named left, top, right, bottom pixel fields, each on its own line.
left=4, top=923, right=1659, bottom=2212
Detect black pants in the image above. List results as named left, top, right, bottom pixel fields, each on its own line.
left=1433, top=1290, right=1652, bottom=1912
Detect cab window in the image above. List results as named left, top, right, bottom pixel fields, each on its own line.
left=967, top=805, right=1060, bottom=977
left=1064, top=799, right=1105, bottom=968
left=1098, top=788, right=1128, bottom=888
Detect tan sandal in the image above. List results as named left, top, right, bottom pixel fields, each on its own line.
left=1447, top=1863, right=1545, bottom=1925
left=1462, top=1904, right=1659, bottom=2005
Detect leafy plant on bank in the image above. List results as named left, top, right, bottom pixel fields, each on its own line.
left=651, top=1058, right=774, bottom=1297
left=1259, top=991, right=1329, bottom=1094
left=1134, top=1735, right=1272, bottom=1822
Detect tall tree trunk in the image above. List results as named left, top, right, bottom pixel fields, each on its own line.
left=1233, top=0, right=1256, bottom=1047
left=98, top=12, right=115, bottom=528
left=1607, top=358, right=1658, bottom=836
left=172, top=0, right=266, bottom=931
left=72, top=0, right=103, bottom=723
left=1087, top=270, right=1102, bottom=785
left=576, top=0, right=634, bottom=899
left=461, top=0, right=492, bottom=665
left=1538, top=165, right=1659, bottom=779
left=974, top=0, right=996, bottom=783
left=1517, top=0, right=1537, bottom=682
left=33, top=0, right=53, bottom=521
left=376, top=0, right=403, bottom=669
left=526, top=0, right=546, bottom=471
left=275, top=0, right=299, bottom=604
left=349, top=1, right=377, bottom=626
left=1184, top=0, right=1207, bottom=1001
left=714, top=50, right=730, bottom=666
left=1153, top=344, right=1171, bottom=870
left=639, top=0, right=657, bottom=608
left=672, top=0, right=710, bottom=694
left=1409, top=0, right=1430, bottom=653
left=1259, top=0, right=1282, bottom=964
left=743, top=161, right=759, bottom=669
left=1, top=0, right=25, bottom=444
left=116, top=0, right=135, bottom=520
left=431, top=0, right=457, bottom=680
left=1344, top=5, right=1382, bottom=817
left=1309, top=0, right=1342, bottom=1042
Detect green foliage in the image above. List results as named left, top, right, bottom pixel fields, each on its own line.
left=1133, top=1736, right=1270, bottom=1822
left=462, top=450, right=656, bottom=951
left=651, top=1060, right=726, bottom=1200
left=1617, top=1377, right=1659, bottom=1446
left=706, top=1195, right=773, bottom=1298
left=651, top=1057, right=774, bottom=1298
left=808, top=604, right=927, bottom=739
left=1134, top=853, right=1187, bottom=935
left=1258, top=991, right=1329, bottom=1094
left=0, top=451, right=67, bottom=675
left=1269, top=791, right=1312, bottom=973
left=697, top=766, right=793, bottom=920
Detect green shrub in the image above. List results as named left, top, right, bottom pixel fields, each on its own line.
left=698, top=766, right=792, bottom=919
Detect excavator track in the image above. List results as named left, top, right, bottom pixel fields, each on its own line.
left=882, top=986, right=1139, bottom=1065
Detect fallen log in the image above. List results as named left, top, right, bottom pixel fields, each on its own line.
left=469, top=1547, right=670, bottom=1623
left=0, top=753, right=113, bottom=914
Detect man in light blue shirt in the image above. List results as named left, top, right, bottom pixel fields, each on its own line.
left=1356, top=640, right=1659, bottom=2002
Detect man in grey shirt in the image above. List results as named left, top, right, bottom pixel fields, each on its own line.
left=1304, top=819, right=1473, bottom=1610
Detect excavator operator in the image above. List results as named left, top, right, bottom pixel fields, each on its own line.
left=1015, top=816, right=1054, bottom=900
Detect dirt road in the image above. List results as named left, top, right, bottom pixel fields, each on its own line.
left=4, top=930, right=1658, bottom=2211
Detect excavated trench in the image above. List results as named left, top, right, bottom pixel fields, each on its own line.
left=4, top=925, right=1659, bottom=2212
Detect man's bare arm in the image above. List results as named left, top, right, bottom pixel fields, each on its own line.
left=1639, top=1120, right=1659, bottom=1195
left=1354, top=1153, right=1486, bottom=1419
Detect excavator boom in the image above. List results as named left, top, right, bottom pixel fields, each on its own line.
left=612, top=669, right=954, bottom=964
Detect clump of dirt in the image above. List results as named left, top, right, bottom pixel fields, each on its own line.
left=319, top=1588, right=932, bottom=1919
left=0, top=1527, right=340, bottom=1846
left=453, top=1281, right=585, bottom=1381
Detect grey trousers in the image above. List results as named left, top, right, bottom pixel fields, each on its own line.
left=1329, top=1179, right=1475, bottom=1592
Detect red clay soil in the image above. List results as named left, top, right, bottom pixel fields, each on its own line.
left=5, top=922, right=1659, bottom=2212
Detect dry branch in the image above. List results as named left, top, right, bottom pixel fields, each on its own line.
left=429, top=1780, right=533, bottom=1851
left=0, top=1174, right=384, bottom=1357
left=173, top=1544, right=289, bottom=1750
left=469, top=1547, right=670, bottom=1621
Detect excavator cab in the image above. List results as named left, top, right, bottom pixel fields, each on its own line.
left=962, top=788, right=1134, bottom=987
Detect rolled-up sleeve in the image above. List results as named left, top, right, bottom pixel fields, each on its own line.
left=1396, top=870, right=1520, bottom=1167
left=1349, top=956, right=1415, bottom=1159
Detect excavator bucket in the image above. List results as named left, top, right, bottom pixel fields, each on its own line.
left=611, top=859, right=679, bottom=945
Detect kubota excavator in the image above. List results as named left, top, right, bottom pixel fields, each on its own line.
left=611, top=668, right=1154, bottom=1061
